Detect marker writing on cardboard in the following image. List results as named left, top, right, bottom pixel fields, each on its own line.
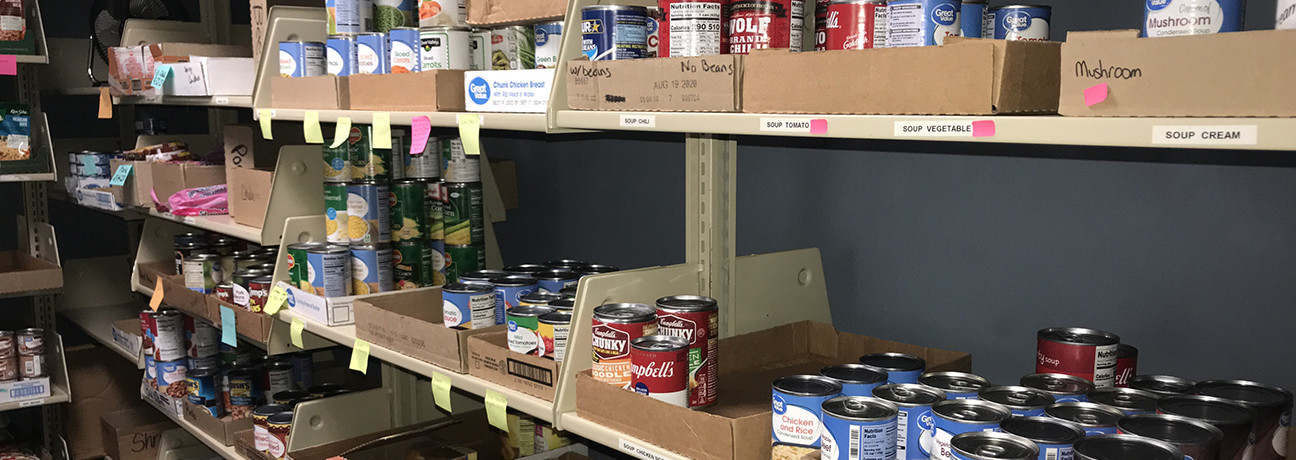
left=1074, top=60, right=1142, bottom=79
left=569, top=64, right=612, bottom=78
left=679, top=59, right=735, bottom=75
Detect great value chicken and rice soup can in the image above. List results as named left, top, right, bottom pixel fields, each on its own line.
left=977, top=385, right=1055, bottom=417
left=920, top=371, right=992, bottom=400
left=591, top=303, right=657, bottom=388
left=773, top=375, right=843, bottom=458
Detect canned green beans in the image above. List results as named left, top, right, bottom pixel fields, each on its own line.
left=490, top=26, right=535, bottom=70
left=394, top=240, right=435, bottom=289
left=347, top=181, right=391, bottom=244
left=351, top=243, right=394, bottom=295
left=183, top=253, right=223, bottom=293
left=391, top=179, right=426, bottom=241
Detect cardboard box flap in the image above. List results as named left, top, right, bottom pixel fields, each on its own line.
left=271, top=75, right=350, bottom=110
left=349, top=72, right=466, bottom=111
left=468, top=0, right=565, bottom=25
left=1066, top=29, right=1141, bottom=42
left=993, top=40, right=1061, bottom=114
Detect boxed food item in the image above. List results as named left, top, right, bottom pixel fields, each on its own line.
left=0, top=103, right=46, bottom=177
left=0, top=1, right=34, bottom=55
left=566, top=56, right=743, bottom=112
left=108, top=43, right=252, bottom=96
left=284, top=282, right=437, bottom=327
left=467, top=332, right=558, bottom=400
left=271, top=75, right=350, bottom=110
left=464, top=69, right=553, bottom=113
left=468, top=0, right=564, bottom=26
left=349, top=72, right=466, bottom=111
left=354, top=288, right=504, bottom=373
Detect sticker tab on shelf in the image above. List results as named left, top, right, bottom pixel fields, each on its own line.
left=0, top=55, right=16, bottom=76
left=213, top=96, right=229, bottom=105
left=431, top=372, right=452, bottom=412
left=149, top=278, right=164, bottom=311
left=485, top=390, right=508, bottom=430
left=18, top=399, right=44, bottom=408
left=620, top=114, right=656, bottom=128
left=331, top=117, right=352, bottom=148
left=220, top=306, right=237, bottom=346
left=303, top=111, right=324, bottom=144
left=894, top=120, right=981, bottom=137
left=1151, top=125, right=1258, bottom=145
left=373, top=112, right=392, bottom=149
left=290, top=317, right=306, bottom=349
left=620, top=438, right=672, bottom=460
left=411, top=116, right=431, bottom=155
left=350, top=339, right=371, bottom=374
left=458, top=114, right=481, bottom=155
left=259, top=109, right=274, bottom=140
left=263, top=286, right=288, bottom=315
left=109, top=164, right=132, bottom=186
left=760, top=117, right=819, bottom=133
left=98, top=88, right=112, bottom=119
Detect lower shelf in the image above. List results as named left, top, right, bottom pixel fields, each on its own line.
left=59, top=302, right=144, bottom=368
left=140, top=381, right=243, bottom=459
left=0, top=384, right=69, bottom=413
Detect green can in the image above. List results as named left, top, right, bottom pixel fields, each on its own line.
left=322, top=140, right=350, bottom=182
left=393, top=240, right=434, bottom=289
left=324, top=183, right=350, bottom=245
left=444, top=182, right=482, bottom=245
left=286, top=242, right=328, bottom=290
left=423, top=180, right=444, bottom=240
left=445, top=244, right=480, bottom=283
left=390, top=180, right=426, bottom=242
left=349, top=124, right=392, bottom=181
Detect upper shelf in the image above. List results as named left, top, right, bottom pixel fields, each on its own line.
left=114, top=95, right=253, bottom=108
left=147, top=209, right=264, bottom=243
left=262, top=109, right=548, bottom=132
left=10, top=1, right=49, bottom=65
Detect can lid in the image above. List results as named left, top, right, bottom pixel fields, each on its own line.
left=444, top=282, right=495, bottom=294
left=287, top=242, right=330, bottom=250
left=872, top=383, right=946, bottom=405
left=268, top=411, right=295, bottom=424
left=994, top=4, right=1053, bottom=10
left=978, top=385, right=1056, bottom=410
left=1131, top=374, right=1196, bottom=397
left=858, top=352, right=926, bottom=372
left=1000, top=416, right=1086, bottom=444
left=580, top=264, right=620, bottom=275
left=933, top=399, right=1013, bottom=424
left=592, top=303, right=656, bottom=324
left=252, top=276, right=274, bottom=283
left=253, top=404, right=291, bottom=417
left=1088, top=387, right=1160, bottom=413
left=1117, top=413, right=1225, bottom=446
left=187, top=366, right=221, bottom=378
left=548, top=298, right=575, bottom=310
left=307, top=383, right=345, bottom=395
left=822, top=396, right=898, bottom=421
left=1073, top=434, right=1184, bottom=460
left=504, top=264, right=548, bottom=275
left=1037, top=327, right=1120, bottom=346
left=544, top=259, right=588, bottom=270
left=533, top=269, right=580, bottom=281
left=1044, top=402, right=1125, bottom=427
left=630, top=335, right=689, bottom=352
left=460, top=269, right=509, bottom=282
left=507, top=305, right=555, bottom=318
left=827, top=0, right=887, bottom=5
left=189, top=253, right=221, bottom=261
left=490, top=275, right=537, bottom=287
left=772, top=375, right=842, bottom=397
left=392, top=178, right=424, bottom=186
left=538, top=311, right=572, bottom=324
left=16, top=328, right=42, bottom=335
left=519, top=291, right=565, bottom=305
left=655, top=295, right=719, bottom=312
left=327, top=33, right=358, bottom=39
left=274, top=390, right=311, bottom=402
left=920, top=371, right=991, bottom=393
left=1193, top=379, right=1294, bottom=410
left=1020, top=373, right=1094, bottom=396
left=820, top=364, right=888, bottom=385
left=1157, top=395, right=1259, bottom=426
left=950, top=431, right=1040, bottom=460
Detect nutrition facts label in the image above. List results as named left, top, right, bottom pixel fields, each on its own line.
left=887, top=3, right=924, bottom=48
left=669, top=2, right=723, bottom=56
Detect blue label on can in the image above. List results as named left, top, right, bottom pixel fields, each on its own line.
left=930, top=2, right=958, bottom=26
left=1144, top=0, right=1241, bottom=37
left=1012, top=407, right=1047, bottom=417
left=537, top=277, right=578, bottom=294
left=772, top=390, right=837, bottom=449
left=933, top=417, right=1001, bottom=460
left=307, top=249, right=351, bottom=297
left=351, top=246, right=393, bottom=294
left=155, top=359, right=188, bottom=391
left=581, top=7, right=649, bottom=60
left=356, top=33, right=390, bottom=74
left=841, top=381, right=886, bottom=398
left=327, top=37, right=357, bottom=76
left=389, top=28, right=421, bottom=72
left=993, top=6, right=1051, bottom=40
left=1055, top=395, right=1087, bottom=403
left=1031, top=441, right=1074, bottom=460
left=946, top=390, right=980, bottom=400
left=960, top=2, right=986, bottom=37
left=888, top=369, right=924, bottom=385
left=494, top=284, right=538, bottom=325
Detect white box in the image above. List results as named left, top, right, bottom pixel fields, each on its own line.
left=159, top=62, right=208, bottom=96
left=0, top=377, right=51, bottom=405
left=75, top=187, right=126, bottom=211
left=112, top=322, right=143, bottom=356
left=465, top=69, right=555, bottom=113
left=283, top=282, right=438, bottom=327
left=196, top=57, right=256, bottom=96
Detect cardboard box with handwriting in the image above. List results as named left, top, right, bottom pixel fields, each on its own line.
left=566, top=56, right=743, bottom=112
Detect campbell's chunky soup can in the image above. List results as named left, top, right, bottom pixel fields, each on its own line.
left=630, top=335, right=690, bottom=407
left=821, top=396, right=900, bottom=460
left=772, top=375, right=842, bottom=457
left=1001, top=416, right=1086, bottom=460
left=874, top=383, right=945, bottom=460
left=950, top=431, right=1039, bottom=460
left=1036, top=327, right=1120, bottom=389
left=655, top=295, right=719, bottom=409
left=591, top=303, right=657, bottom=389
left=727, top=0, right=805, bottom=53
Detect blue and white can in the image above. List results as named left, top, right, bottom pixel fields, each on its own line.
left=279, top=41, right=326, bottom=77
left=534, top=269, right=579, bottom=294
left=581, top=5, right=650, bottom=60
left=534, top=21, right=563, bottom=68
left=1021, top=373, right=1092, bottom=403
left=886, top=0, right=961, bottom=47
left=977, top=385, right=1055, bottom=417
left=960, top=0, right=986, bottom=38
left=859, top=353, right=927, bottom=384
left=1044, top=402, right=1124, bottom=436
left=327, top=0, right=373, bottom=34
left=442, top=282, right=496, bottom=329
left=188, top=355, right=217, bottom=370
left=356, top=32, right=390, bottom=74
left=821, top=396, right=900, bottom=460
left=1144, top=0, right=1244, bottom=37
left=289, top=351, right=313, bottom=390
left=144, top=354, right=156, bottom=384
left=327, top=34, right=358, bottom=76
left=350, top=243, right=394, bottom=294
left=920, top=371, right=992, bottom=400
left=389, top=27, right=421, bottom=72
left=949, top=431, right=1039, bottom=460
left=823, top=364, right=890, bottom=398
left=992, top=5, right=1051, bottom=41
left=490, top=275, right=538, bottom=325
left=773, top=375, right=843, bottom=456
left=874, top=384, right=946, bottom=460
left=1001, top=416, right=1086, bottom=460
left=155, top=359, right=188, bottom=395
left=931, top=399, right=1012, bottom=460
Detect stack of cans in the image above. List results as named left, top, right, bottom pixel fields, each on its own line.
left=318, top=123, right=400, bottom=296
left=440, top=137, right=484, bottom=283
left=0, top=329, right=46, bottom=384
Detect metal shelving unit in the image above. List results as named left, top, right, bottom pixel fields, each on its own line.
left=140, top=383, right=242, bottom=459
left=114, top=95, right=253, bottom=108
left=263, top=109, right=547, bottom=132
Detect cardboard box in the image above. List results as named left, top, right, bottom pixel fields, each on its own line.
left=0, top=377, right=51, bottom=404
left=183, top=399, right=253, bottom=446
left=209, top=295, right=274, bottom=343
left=350, top=72, right=465, bottom=111
left=108, top=43, right=253, bottom=96
left=150, top=162, right=226, bottom=206
left=1059, top=29, right=1296, bottom=117
left=100, top=408, right=178, bottom=460
left=284, top=282, right=437, bottom=327
left=467, top=332, right=559, bottom=401
left=137, top=261, right=174, bottom=283
left=0, top=250, right=62, bottom=295
left=110, top=159, right=155, bottom=208
left=157, top=61, right=208, bottom=96
left=566, top=56, right=743, bottom=112
left=576, top=321, right=972, bottom=460
left=223, top=124, right=297, bottom=172
left=67, top=345, right=148, bottom=460
left=271, top=75, right=350, bottom=110
left=111, top=319, right=143, bottom=357
left=159, top=275, right=214, bottom=319
left=196, top=57, right=257, bottom=95
left=468, top=0, right=565, bottom=26
left=743, top=39, right=1060, bottom=115
left=465, top=69, right=553, bottom=113
left=353, top=288, right=505, bottom=373
left=228, top=167, right=275, bottom=229
left=74, top=187, right=127, bottom=212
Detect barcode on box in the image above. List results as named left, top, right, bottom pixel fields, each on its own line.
left=506, top=358, right=553, bottom=386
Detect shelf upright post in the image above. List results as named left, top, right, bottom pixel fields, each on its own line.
left=684, top=134, right=738, bottom=337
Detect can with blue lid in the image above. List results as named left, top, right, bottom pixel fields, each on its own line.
left=582, top=5, right=650, bottom=60
left=991, top=5, right=1051, bottom=41
left=860, top=352, right=926, bottom=384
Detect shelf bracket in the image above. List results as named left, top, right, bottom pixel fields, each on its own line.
left=684, top=134, right=738, bottom=338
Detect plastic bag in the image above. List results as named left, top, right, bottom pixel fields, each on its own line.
left=165, top=184, right=228, bottom=216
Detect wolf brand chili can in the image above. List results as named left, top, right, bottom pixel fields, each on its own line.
left=920, top=371, right=992, bottom=400
left=978, top=385, right=1055, bottom=417
left=356, top=32, right=389, bottom=74
left=187, top=367, right=223, bottom=417
left=326, top=34, right=358, bottom=76
left=533, top=21, right=564, bottom=67
left=1022, top=373, right=1094, bottom=403
left=490, top=275, right=537, bottom=324
left=1195, top=380, right=1293, bottom=460
left=1088, top=387, right=1160, bottom=415
left=443, top=282, right=496, bottom=329
left=1074, top=434, right=1185, bottom=460
left=420, top=26, right=471, bottom=70
left=886, top=0, right=960, bottom=47
left=1045, top=402, right=1125, bottom=436
left=658, top=0, right=723, bottom=56
left=347, top=181, right=391, bottom=244
left=327, top=0, right=372, bottom=34
left=823, top=0, right=888, bottom=50
left=591, top=303, right=658, bottom=388
left=1118, top=413, right=1225, bottom=460
left=1144, top=0, right=1243, bottom=37
left=507, top=305, right=555, bottom=355
left=1114, top=344, right=1137, bottom=388
left=874, top=383, right=944, bottom=460
left=391, top=179, right=426, bottom=241
left=654, top=295, right=718, bottom=408
left=629, top=335, right=690, bottom=407
left=582, top=6, right=650, bottom=60
left=991, top=5, right=1050, bottom=41
left=153, top=311, right=185, bottom=361
left=773, top=375, right=843, bottom=455
left=388, top=27, right=420, bottom=72
left=279, top=41, right=326, bottom=77
left=820, top=396, right=900, bottom=460
left=1133, top=375, right=1197, bottom=398
left=1001, top=416, right=1086, bottom=460
left=959, top=0, right=984, bottom=37
left=351, top=243, right=394, bottom=294
left=727, top=0, right=805, bottom=54
left=860, top=352, right=927, bottom=384
left=932, top=399, right=1013, bottom=460
left=950, top=431, right=1038, bottom=460
left=1159, top=395, right=1258, bottom=460
left=1036, top=327, right=1120, bottom=389
left=822, top=364, right=889, bottom=398
left=305, top=245, right=351, bottom=297
left=538, top=310, right=571, bottom=362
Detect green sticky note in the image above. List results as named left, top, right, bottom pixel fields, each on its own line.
left=457, top=114, right=481, bottom=156
left=485, top=389, right=507, bottom=431
left=432, top=372, right=452, bottom=412
left=331, top=117, right=352, bottom=148
left=303, top=111, right=323, bottom=144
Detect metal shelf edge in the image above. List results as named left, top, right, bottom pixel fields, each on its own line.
left=114, top=95, right=253, bottom=108
left=559, top=413, right=692, bottom=460
left=148, top=210, right=268, bottom=245
left=0, top=385, right=69, bottom=413
left=260, top=109, right=549, bottom=132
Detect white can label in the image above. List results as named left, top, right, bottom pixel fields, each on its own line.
left=357, top=43, right=382, bottom=74
left=1145, top=0, right=1227, bottom=36
left=1280, top=0, right=1296, bottom=30
left=669, top=2, right=723, bottom=56
left=772, top=395, right=822, bottom=445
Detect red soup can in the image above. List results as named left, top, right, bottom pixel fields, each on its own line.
left=249, top=276, right=273, bottom=313
left=630, top=335, right=691, bottom=407
left=591, top=303, right=658, bottom=389
left=726, top=0, right=805, bottom=54
left=822, top=0, right=887, bottom=50
left=813, top=0, right=829, bottom=50
left=655, top=295, right=718, bottom=409
left=1036, top=327, right=1120, bottom=389
left=140, top=309, right=157, bottom=357
left=1114, top=344, right=1138, bottom=388
left=658, top=0, right=726, bottom=57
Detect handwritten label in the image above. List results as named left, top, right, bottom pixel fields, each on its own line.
left=0, top=55, right=15, bottom=76
left=894, top=120, right=980, bottom=137
left=290, top=317, right=306, bottom=349
left=620, top=438, right=672, bottom=460
left=1074, top=60, right=1142, bottom=80
left=303, top=111, right=323, bottom=143
left=220, top=306, right=237, bottom=346
left=263, top=286, right=287, bottom=315
left=485, top=390, right=508, bottom=430
left=411, top=116, right=432, bottom=155
left=259, top=109, right=274, bottom=140
left=99, top=87, right=112, bottom=119
left=331, top=117, right=352, bottom=148
left=759, top=117, right=816, bottom=133
left=1151, top=125, right=1258, bottom=145
left=149, top=278, right=164, bottom=311
left=350, top=339, right=370, bottom=374
left=619, top=114, right=656, bottom=128
left=150, top=65, right=172, bottom=89
left=373, top=112, right=392, bottom=149
left=458, top=114, right=482, bottom=156
left=109, top=165, right=133, bottom=186
left=431, top=372, right=452, bottom=412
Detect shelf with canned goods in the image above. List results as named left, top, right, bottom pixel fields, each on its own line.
left=140, top=379, right=245, bottom=458
left=0, top=330, right=71, bottom=413
left=113, top=95, right=254, bottom=108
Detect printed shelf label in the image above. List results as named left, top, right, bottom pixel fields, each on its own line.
left=1151, top=125, right=1257, bottom=145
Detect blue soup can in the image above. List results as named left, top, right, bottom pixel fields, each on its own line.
left=822, top=364, right=889, bottom=398
left=920, top=371, right=992, bottom=400
left=144, top=354, right=157, bottom=385
left=388, top=27, right=421, bottom=73
left=950, top=431, right=1039, bottom=460
left=1001, top=416, right=1086, bottom=460
left=186, top=367, right=224, bottom=417
left=992, top=5, right=1051, bottom=41
left=859, top=352, right=926, bottom=384
left=960, top=0, right=986, bottom=38
left=885, top=0, right=961, bottom=47
left=155, top=359, right=188, bottom=396
left=1144, top=0, right=1244, bottom=37
left=491, top=275, right=538, bottom=325
left=327, top=34, right=358, bottom=76
left=978, top=385, right=1056, bottom=417
left=534, top=269, right=579, bottom=294
left=821, top=396, right=900, bottom=460
left=289, top=351, right=313, bottom=390
left=874, top=384, right=946, bottom=460
left=773, top=375, right=842, bottom=455
left=581, top=5, right=650, bottom=60
left=442, top=282, right=497, bottom=329
left=1044, top=402, right=1124, bottom=436
left=356, top=32, right=390, bottom=74
left=351, top=243, right=394, bottom=295
left=279, top=41, right=326, bottom=77
left=931, top=399, right=1013, bottom=460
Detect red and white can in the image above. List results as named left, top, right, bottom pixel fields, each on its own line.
left=591, top=303, right=658, bottom=389
left=659, top=0, right=725, bottom=57
left=139, top=309, right=156, bottom=357
left=248, top=276, right=273, bottom=313
left=630, top=335, right=691, bottom=407
left=1036, top=327, right=1120, bottom=389
left=153, top=309, right=186, bottom=362
left=813, top=0, right=829, bottom=50
left=726, top=0, right=806, bottom=54
left=1114, top=344, right=1138, bottom=388
left=185, top=317, right=220, bottom=360
left=822, top=0, right=887, bottom=50
left=655, top=295, right=718, bottom=409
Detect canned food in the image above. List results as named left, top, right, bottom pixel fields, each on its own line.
left=267, top=410, right=294, bottom=459
left=538, top=310, right=571, bottom=362
left=821, top=396, right=900, bottom=460
left=262, top=361, right=295, bottom=398
left=1194, top=380, right=1293, bottom=460
left=234, top=250, right=262, bottom=271
left=544, top=259, right=587, bottom=270
left=322, top=184, right=351, bottom=244
left=347, top=181, right=391, bottom=244
left=189, top=355, right=217, bottom=370
left=653, top=296, right=716, bottom=406
left=139, top=311, right=156, bottom=356
left=445, top=244, right=480, bottom=282
left=440, top=138, right=480, bottom=182
left=356, top=32, right=390, bottom=74
left=491, top=275, right=538, bottom=325
left=490, top=25, right=535, bottom=69
left=519, top=291, right=564, bottom=306
left=461, top=270, right=507, bottom=283
left=351, top=243, right=395, bottom=294
left=418, top=0, right=464, bottom=26
left=533, top=21, right=564, bottom=67
left=226, top=367, right=260, bottom=419
left=591, top=303, right=658, bottom=388
left=246, top=276, right=273, bottom=312
left=772, top=375, right=843, bottom=456
left=920, top=371, right=992, bottom=400
left=156, top=359, right=189, bottom=398
left=388, top=27, right=420, bottom=72
left=253, top=403, right=291, bottom=452
left=859, top=352, right=926, bottom=384
left=375, top=0, right=415, bottom=30
left=534, top=269, right=579, bottom=294
left=1021, top=373, right=1094, bottom=403
left=215, top=283, right=234, bottom=303
left=18, top=353, right=43, bottom=378
left=15, top=328, right=42, bottom=355
left=1045, top=402, right=1125, bottom=436
left=1000, top=416, right=1086, bottom=460
left=959, top=0, right=985, bottom=38
left=873, top=383, right=945, bottom=460
left=287, top=242, right=325, bottom=290
left=506, top=305, right=555, bottom=355
left=1036, top=327, right=1120, bottom=389
left=393, top=240, right=434, bottom=289
left=505, top=264, right=548, bottom=275
left=144, top=355, right=156, bottom=386
left=823, top=0, right=888, bottom=50
left=174, top=240, right=208, bottom=275
left=821, top=364, right=889, bottom=398
left=469, top=28, right=490, bottom=70
left=1144, top=0, right=1243, bottom=38
left=391, top=180, right=426, bottom=241
left=308, top=383, right=345, bottom=397
left=327, top=0, right=372, bottom=34
left=184, top=318, right=219, bottom=360
left=629, top=335, right=691, bottom=407
left=727, top=0, right=804, bottom=53
left=323, top=142, right=351, bottom=186
left=886, top=0, right=960, bottom=47
left=279, top=41, right=326, bottom=77
left=420, top=26, right=471, bottom=70
left=931, top=399, right=1013, bottom=460
left=978, top=385, right=1056, bottom=416
left=187, top=367, right=224, bottom=417
left=1087, top=387, right=1160, bottom=415
left=444, top=182, right=482, bottom=245
left=582, top=5, right=650, bottom=60
left=1282, top=0, right=1296, bottom=29
left=287, top=352, right=313, bottom=390
left=1131, top=374, right=1196, bottom=397
left=153, top=311, right=185, bottom=362
left=549, top=297, right=575, bottom=310
left=443, top=282, right=496, bottom=329
left=950, top=431, right=1039, bottom=460
left=1117, top=413, right=1224, bottom=460
left=307, top=245, right=352, bottom=297
left=990, top=5, right=1050, bottom=41
left=0, top=331, right=12, bottom=357
left=183, top=253, right=223, bottom=293
left=405, top=144, right=441, bottom=183
left=424, top=180, right=445, bottom=240
left=352, top=127, right=393, bottom=182
left=657, top=0, right=721, bottom=56
left=326, top=34, right=358, bottom=76
left=0, top=355, right=16, bottom=381
left=271, top=389, right=310, bottom=406
left=1073, top=434, right=1185, bottom=460
left=1113, top=344, right=1137, bottom=388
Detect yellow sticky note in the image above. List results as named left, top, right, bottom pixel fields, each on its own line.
left=485, top=389, right=508, bottom=431
left=290, top=317, right=306, bottom=349
left=330, top=117, right=352, bottom=148
left=303, top=111, right=323, bottom=144
left=263, top=285, right=288, bottom=316
left=148, top=277, right=164, bottom=311
left=259, top=109, right=274, bottom=140
left=457, top=113, right=481, bottom=156
left=431, top=372, right=452, bottom=412
left=350, top=339, right=370, bottom=374
left=373, top=112, right=392, bottom=149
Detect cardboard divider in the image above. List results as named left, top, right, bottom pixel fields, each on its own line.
left=271, top=75, right=349, bottom=110
left=151, top=163, right=226, bottom=208
left=575, top=321, right=972, bottom=460
left=284, top=282, right=438, bottom=327
left=353, top=288, right=504, bottom=373
left=348, top=71, right=466, bottom=111
left=239, top=410, right=503, bottom=460
left=467, top=332, right=560, bottom=401
left=158, top=275, right=215, bottom=319
left=208, top=296, right=275, bottom=343
left=0, top=250, right=62, bottom=295
left=182, top=399, right=252, bottom=446
left=565, top=56, right=743, bottom=112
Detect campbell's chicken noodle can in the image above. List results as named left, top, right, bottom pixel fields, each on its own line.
left=630, top=335, right=691, bottom=407
left=655, top=295, right=718, bottom=408
left=658, top=0, right=724, bottom=56
left=823, top=0, right=888, bottom=50
left=1114, top=344, right=1137, bottom=388
left=727, top=0, right=805, bottom=54
left=591, top=303, right=658, bottom=389
left=1036, top=327, right=1120, bottom=389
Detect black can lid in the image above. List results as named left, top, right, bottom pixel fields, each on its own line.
left=490, top=274, right=537, bottom=287
left=1158, top=395, right=1259, bottom=426
left=544, top=259, right=588, bottom=270
left=858, top=352, right=926, bottom=372
left=253, top=404, right=291, bottom=417
left=1001, top=416, right=1086, bottom=444
left=656, top=295, right=719, bottom=312
left=821, top=364, right=888, bottom=385
left=534, top=269, right=580, bottom=281
left=1117, top=413, right=1225, bottom=446
left=1131, top=374, right=1197, bottom=397
left=507, top=305, right=555, bottom=318
left=503, top=264, right=548, bottom=275
left=580, top=264, right=619, bottom=275
left=822, top=396, right=898, bottom=422
left=1088, top=387, right=1161, bottom=413
left=1193, top=379, right=1294, bottom=410
left=1074, top=434, right=1184, bottom=460
left=538, top=311, right=572, bottom=324
left=1045, top=402, right=1125, bottom=427
left=979, top=385, right=1056, bottom=410
left=1021, top=373, right=1094, bottom=396
left=268, top=411, right=294, bottom=424
left=773, top=375, right=842, bottom=397
left=951, top=431, right=1040, bottom=460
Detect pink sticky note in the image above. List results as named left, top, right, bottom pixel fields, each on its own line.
left=410, top=116, right=431, bottom=155
left=971, top=120, right=996, bottom=137
left=810, top=119, right=828, bottom=135
left=1084, top=83, right=1108, bottom=107
left=0, top=55, right=17, bottom=76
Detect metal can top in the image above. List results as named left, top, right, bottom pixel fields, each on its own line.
left=538, top=310, right=572, bottom=325
left=274, top=390, right=311, bottom=402
left=533, top=269, right=580, bottom=281
left=1037, top=327, right=1120, bottom=347
left=350, top=179, right=385, bottom=186
left=582, top=4, right=648, bottom=13
left=920, top=371, right=992, bottom=394
left=978, top=385, right=1056, bottom=411
left=307, top=383, right=345, bottom=395
left=828, top=0, right=887, bottom=5
left=253, top=404, right=291, bottom=417
left=993, top=4, right=1053, bottom=11
left=268, top=411, right=295, bottom=425
left=821, top=364, right=888, bottom=385
left=1073, top=434, right=1184, bottom=460
left=255, top=246, right=279, bottom=255
left=1117, top=413, right=1224, bottom=447
left=1117, top=344, right=1138, bottom=359
left=873, top=383, right=947, bottom=406
left=351, top=243, right=389, bottom=251
left=773, top=375, right=843, bottom=397
left=822, top=396, right=898, bottom=422
left=548, top=298, right=575, bottom=310
left=592, top=303, right=656, bottom=324
left=1021, top=373, right=1094, bottom=396
left=933, top=399, right=1013, bottom=425
left=252, top=275, right=274, bottom=284
left=234, top=269, right=273, bottom=279
left=155, top=309, right=181, bottom=318
left=519, top=291, right=564, bottom=305
left=187, top=366, right=221, bottom=378
left=535, top=20, right=563, bottom=27
left=1046, top=402, right=1126, bottom=427
left=460, top=269, right=509, bottom=283
left=175, top=240, right=208, bottom=250
left=16, top=328, right=42, bottom=335
left=1000, top=416, right=1086, bottom=445
left=287, top=242, right=330, bottom=250
left=504, top=264, right=549, bottom=275
left=226, top=367, right=256, bottom=378
left=630, top=335, right=689, bottom=352
left=1157, top=394, right=1259, bottom=426
left=232, top=250, right=260, bottom=260
left=174, top=232, right=206, bottom=245
left=1131, top=374, right=1196, bottom=397
left=328, top=33, right=357, bottom=40
left=544, top=259, right=588, bottom=270
left=580, top=264, right=620, bottom=275
left=248, top=263, right=277, bottom=272
left=655, top=295, right=718, bottom=312
left=443, top=282, right=495, bottom=294
left=490, top=275, right=537, bottom=287
left=189, top=253, right=221, bottom=262
left=392, top=178, right=424, bottom=187
left=390, top=27, right=419, bottom=32
left=951, top=431, right=1040, bottom=460
left=858, top=352, right=926, bottom=372
left=422, top=25, right=472, bottom=32
left=1193, top=379, right=1294, bottom=412
left=1088, top=387, right=1161, bottom=413
left=507, top=305, right=555, bottom=319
